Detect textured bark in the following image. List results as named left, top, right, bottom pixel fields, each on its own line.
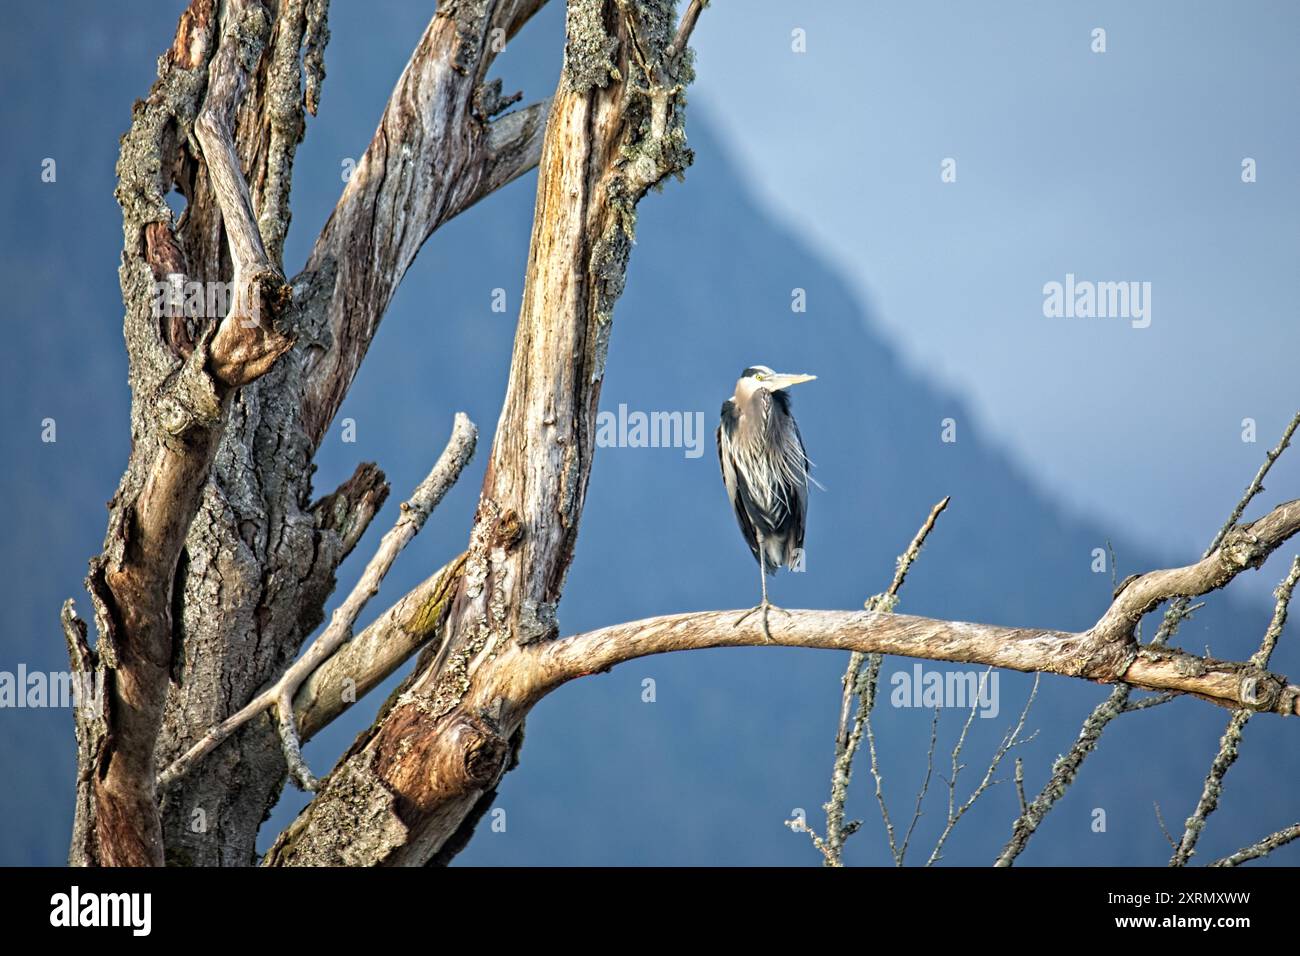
left=154, top=0, right=548, bottom=867
left=266, top=494, right=1300, bottom=865
left=538, top=608, right=1300, bottom=716
left=72, top=0, right=551, bottom=867
left=265, top=0, right=698, bottom=867
left=292, top=554, right=468, bottom=741
left=80, top=0, right=305, bottom=867
left=298, top=0, right=550, bottom=443
left=156, top=415, right=477, bottom=792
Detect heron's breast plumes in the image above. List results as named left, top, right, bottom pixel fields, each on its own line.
left=718, top=387, right=813, bottom=572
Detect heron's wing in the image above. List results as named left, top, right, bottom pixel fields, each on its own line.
left=764, top=390, right=812, bottom=564
left=788, top=415, right=810, bottom=556
left=718, top=401, right=761, bottom=563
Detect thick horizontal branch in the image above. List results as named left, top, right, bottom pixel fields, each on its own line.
left=536, top=609, right=1300, bottom=716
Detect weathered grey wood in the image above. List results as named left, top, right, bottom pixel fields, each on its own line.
left=538, top=608, right=1299, bottom=717
left=263, top=486, right=1298, bottom=864
left=75, top=0, right=552, bottom=867
left=535, top=498, right=1300, bottom=717
left=78, top=0, right=300, bottom=866
left=297, top=0, right=549, bottom=443
left=154, top=0, right=547, bottom=866
left=264, top=0, right=701, bottom=867
left=292, top=554, right=468, bottom=741
left=157, top=413, right=476, bottom=792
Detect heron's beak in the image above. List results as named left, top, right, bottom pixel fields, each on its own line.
left=770, top=372, right=817, bottom=391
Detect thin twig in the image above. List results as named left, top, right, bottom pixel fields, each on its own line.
left=819, top=497, right=950, bottom=866
left=995, top=413, right=1300, bottom=866
left=1210, top=823, right=1300, bottom=866
left=870, top=496, right=952, bottom=615
left=835, top=496, right=951, bottom=750
left=1253, top=554, right=1300, bottom=669
left=994, top=683, right=1128, bottom=867
left=861, top=658, right=898, bottom=860
left=897, top=707, right=941, bottom=864
left=1171, top=554, right=1300, bottom=865
left=1213, top=413, right=1300, bottom=550
left=1155, top=410, right=1298, bottom=649
left=1120, top=691, right=1179, bottom=714
left=927, top=673, right=1039, bottom=866
left=1153, top=802, right=1178, bottom=850
left=665, top=0, right=706, bottom=62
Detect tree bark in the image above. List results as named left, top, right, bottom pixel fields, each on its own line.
left=72, top=0, right=550, bottom=867
left=264, top=0, right=698, bottom=867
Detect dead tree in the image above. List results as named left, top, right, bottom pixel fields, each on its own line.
left=62, top=0, right=1299, bottom=867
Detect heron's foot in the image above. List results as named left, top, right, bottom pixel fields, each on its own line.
left=733, top=601, right=786, bottom=641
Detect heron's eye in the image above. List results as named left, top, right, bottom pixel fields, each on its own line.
left=754, top=372, right=766, bottom=381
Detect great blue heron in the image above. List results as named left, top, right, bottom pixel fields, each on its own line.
left=717, top=365, right=818, bottom=639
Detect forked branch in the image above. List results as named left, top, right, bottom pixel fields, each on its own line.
left=997, top=411, right=1300, bottom=867
left=194, top=0, right=295, bottom=386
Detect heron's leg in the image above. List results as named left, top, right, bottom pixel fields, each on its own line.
left=734, top=534, right=768, bottom=625
left=764, top=561, right=793, bottom=620
left=758, top=559, right=775, bottom=641
left=734, top=535, right=778, bottom=641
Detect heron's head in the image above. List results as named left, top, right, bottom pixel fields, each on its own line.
left=734, top=365, right=817, bottom=402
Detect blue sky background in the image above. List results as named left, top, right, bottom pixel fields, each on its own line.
left=0, top=1, right=1297, bottom=867
left=694, top=0, right=1300, bottom=578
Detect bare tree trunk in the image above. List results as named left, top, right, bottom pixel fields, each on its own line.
left=263, top=0, right=699, bottom=867
left=72, top=0, right=549, bottom=867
